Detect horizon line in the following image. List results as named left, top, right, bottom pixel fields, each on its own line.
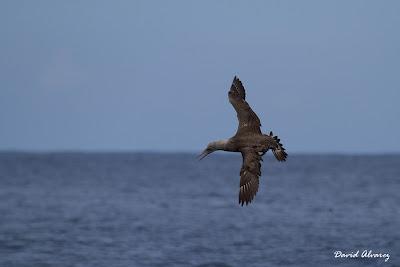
left=0, top=149, right=399, bottom=156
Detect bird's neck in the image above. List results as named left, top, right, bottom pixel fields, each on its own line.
left=211, top=140, right=229, bottom=151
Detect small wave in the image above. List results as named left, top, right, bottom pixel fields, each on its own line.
left=195, top=262, right=233, bottom=267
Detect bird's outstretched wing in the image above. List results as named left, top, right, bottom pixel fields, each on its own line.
left=228, top=76, right=262, bottom=136
left=239, top=149, right=262, bottom=206
left=272, top=133, right=288, bottom=161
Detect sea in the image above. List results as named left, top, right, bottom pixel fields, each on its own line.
left=0, top=152, right=399, bottom=267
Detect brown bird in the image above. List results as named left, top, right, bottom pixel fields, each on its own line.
left=199, top=76, right=287, bottom=206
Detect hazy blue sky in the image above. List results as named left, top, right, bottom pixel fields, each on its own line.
left=1, top=1, right=399, bottom=153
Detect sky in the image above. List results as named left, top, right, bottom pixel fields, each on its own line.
left=1, top=1, right=399, bottom=153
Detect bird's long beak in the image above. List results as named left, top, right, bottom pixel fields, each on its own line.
left=198, top=149, right=210, bottom=160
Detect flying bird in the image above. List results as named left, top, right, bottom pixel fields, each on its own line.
left=199, top=76, right=287, bottom=206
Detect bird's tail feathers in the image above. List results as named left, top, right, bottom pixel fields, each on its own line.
left=268, top=131, right=287, bottom=161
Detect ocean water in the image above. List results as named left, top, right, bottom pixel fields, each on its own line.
left=0, top=152, right=399, bottom=267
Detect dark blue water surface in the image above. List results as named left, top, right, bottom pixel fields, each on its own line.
left=0, top=153, right=399, bottom=267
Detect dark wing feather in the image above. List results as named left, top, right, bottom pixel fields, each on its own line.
left=239, top=149, right=262, bottom=206
left=269, top=132, right=288, bottom=161
left=228, top=76, right=262, bottom=136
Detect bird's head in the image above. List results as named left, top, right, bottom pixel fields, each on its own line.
left=198, top=142, right=218, bottom=160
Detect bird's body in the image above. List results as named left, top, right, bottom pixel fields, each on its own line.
left=199, top=76, right=287, bottom=206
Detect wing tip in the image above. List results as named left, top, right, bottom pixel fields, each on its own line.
left=273, top=149, right=288, bottom=162
left=238, top=182, right=259, bottom=206
left=230, top=76, right=246, bottom=101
